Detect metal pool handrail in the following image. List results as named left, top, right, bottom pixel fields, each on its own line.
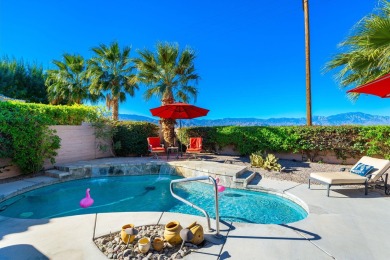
left=170, top=176, right=220, bottom=236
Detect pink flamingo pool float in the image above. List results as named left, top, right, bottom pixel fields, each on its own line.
left=215, top=177, right=226, bottom=192
left=80, top=188, right=94, bottom=208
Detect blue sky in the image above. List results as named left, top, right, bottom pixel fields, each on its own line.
left=1, top=0, right=388, bottom=119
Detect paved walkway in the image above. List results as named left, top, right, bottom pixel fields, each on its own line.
left=1, top=159, right=390, bottom=259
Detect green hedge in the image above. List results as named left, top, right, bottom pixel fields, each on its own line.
left=0, top=101, right=101, bottom=174
left=0, top=101, right=100, bottom=125
left=179, top=126, right=390, bottom=160
left=113, top=121, right=159, bottom=156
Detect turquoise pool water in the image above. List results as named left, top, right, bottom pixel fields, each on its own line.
left=0, top=175, right=307, bottom=224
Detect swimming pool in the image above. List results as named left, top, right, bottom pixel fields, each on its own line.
left=0, top=175, right=307, bottom=224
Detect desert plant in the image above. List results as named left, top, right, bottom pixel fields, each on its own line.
left=263, top=153, right=282, bottom=172
left=250, top=151, right=265, bottom=168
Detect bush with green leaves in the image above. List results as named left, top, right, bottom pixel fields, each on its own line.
left=0, top=57, right=48, bottom=103
left=179, top=125, right=390, bottom=161
left=0, top=101, right=101, bottom=174
left=113, top=121, right=159, bottom=156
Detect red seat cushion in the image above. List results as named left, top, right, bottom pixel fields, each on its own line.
left=147, top=137, right=162, bottom=148
left=151, top=147, right=165, bottom=152
left=189, top=138, right=202, bottom=149
left=187, top=148, right=201, bottom=153
left=187, top=137, right=202, bottom=153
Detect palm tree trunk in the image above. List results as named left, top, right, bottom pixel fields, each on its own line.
left=112, top=97, right=119, bottom=121
left=303, top=0, right=312, bottom=126
left=161, top=119, right=175, bottom=146
left=161, top=89, right=175, bottom=146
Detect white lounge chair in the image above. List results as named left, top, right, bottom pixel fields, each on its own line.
left=308, top=156, right=390, bottom=196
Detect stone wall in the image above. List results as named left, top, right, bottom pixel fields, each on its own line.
left=0, top=124, right=112, bottom=180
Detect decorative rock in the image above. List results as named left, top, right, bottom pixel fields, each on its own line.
left=113, top=254, right=117, bottom=259
left=123, top=249, right=132, bottom=257
left=114, top=245, right=120, bottom=252
left=108, top=253, right=113, bottom=259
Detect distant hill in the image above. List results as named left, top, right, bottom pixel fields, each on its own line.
left=118, top=112, right=390, bottom=126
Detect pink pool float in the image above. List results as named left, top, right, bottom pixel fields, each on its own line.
left=215, top=177, right=226, bottom=192
left=80, top=188, right=94, bottom=208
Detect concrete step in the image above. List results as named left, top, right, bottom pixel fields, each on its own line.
left=45, top=169, right=72, bottom=179
left=234, top=170, right=253, bottom=183
left=246, top=172, right=262, bottom=186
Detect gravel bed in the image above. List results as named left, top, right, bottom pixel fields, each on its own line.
left=94, top=224, right=202, bottom=260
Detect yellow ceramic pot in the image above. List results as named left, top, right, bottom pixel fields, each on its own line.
left=138, top=237, right=151, bottom=254
left=187, top=222, right=204, bottom=245
left=152, top=237, right=164, bottom=251
left=163, top=221, right=183, bottom=245
left=120, top=224, right=135, bottom=244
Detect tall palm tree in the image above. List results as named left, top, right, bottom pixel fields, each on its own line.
left=134, top=42, right=200, bottom=146
left=325, top=0, right=390, bottom=99
left=87, top=42, right=138, bottom=120
left=303, top=0, right=312, bottom=126
left=46, top=54, right=90, bottom=104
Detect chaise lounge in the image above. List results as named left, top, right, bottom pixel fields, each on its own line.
left=309, top=156, right=390, bottom=196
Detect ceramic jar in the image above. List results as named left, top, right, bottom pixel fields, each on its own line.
left=138, top=237, right=151, bottom=254
left=152, top=237, right=164, bottom=251
left=163, top=221, right=183, bottom=245
left=188, top=221, right=204, bottom=245
left=120, top=224, right=135, bottom=244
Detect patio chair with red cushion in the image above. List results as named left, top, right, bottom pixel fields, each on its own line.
left=147, top=137, right=165, bottom=159
left=186, top=137, right=203, bottom=159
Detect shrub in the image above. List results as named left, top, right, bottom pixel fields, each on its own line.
left=0, top=101, right=101, bottom=174
left=179, top=125, right=390, bottom=161
left=113, top=121, right=159, bottom=156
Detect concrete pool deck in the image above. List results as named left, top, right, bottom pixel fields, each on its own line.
left=1, top=158, right=390, bottom=259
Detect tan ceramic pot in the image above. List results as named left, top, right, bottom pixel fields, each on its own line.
left=138, top=237, right=151, bottom=254
left=187, top=222, right=204, bottom=245
left=152, top=237, right=164, bottom=251
left=163, top=221, right=183, bottom=245
left=120, top=224, right=135, bottom=244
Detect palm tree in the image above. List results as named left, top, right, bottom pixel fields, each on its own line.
left=87, top=42, right=139, bottom=120
left=134, top=42, right=200, bottom=146
left=303, top=0, right=312, bottom=126
left=46, top=54, right=90, bottom=104
left=325, top=0, right=390, bottom=99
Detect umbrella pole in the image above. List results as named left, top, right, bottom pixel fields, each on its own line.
left=179, top=119, right=182, bottom=157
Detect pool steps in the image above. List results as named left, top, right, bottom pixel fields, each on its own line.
left=45, top=169, right=72, bottom=179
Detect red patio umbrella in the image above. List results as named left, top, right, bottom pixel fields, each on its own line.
left=347, top=73, right=390, bottom=97
left=150, top=102, right=209, bottom=119
left=150, top=102, right=209, bottom=156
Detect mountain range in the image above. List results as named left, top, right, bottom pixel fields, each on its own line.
left=118, top=112, right=390, bottom=126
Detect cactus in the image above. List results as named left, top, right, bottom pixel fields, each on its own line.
left=250, top=151, right=264, bottom=167
left=263, top=154, right=282, bottom=172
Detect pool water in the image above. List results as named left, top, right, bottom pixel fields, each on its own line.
left=0, top=175, right=307, bottom=224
